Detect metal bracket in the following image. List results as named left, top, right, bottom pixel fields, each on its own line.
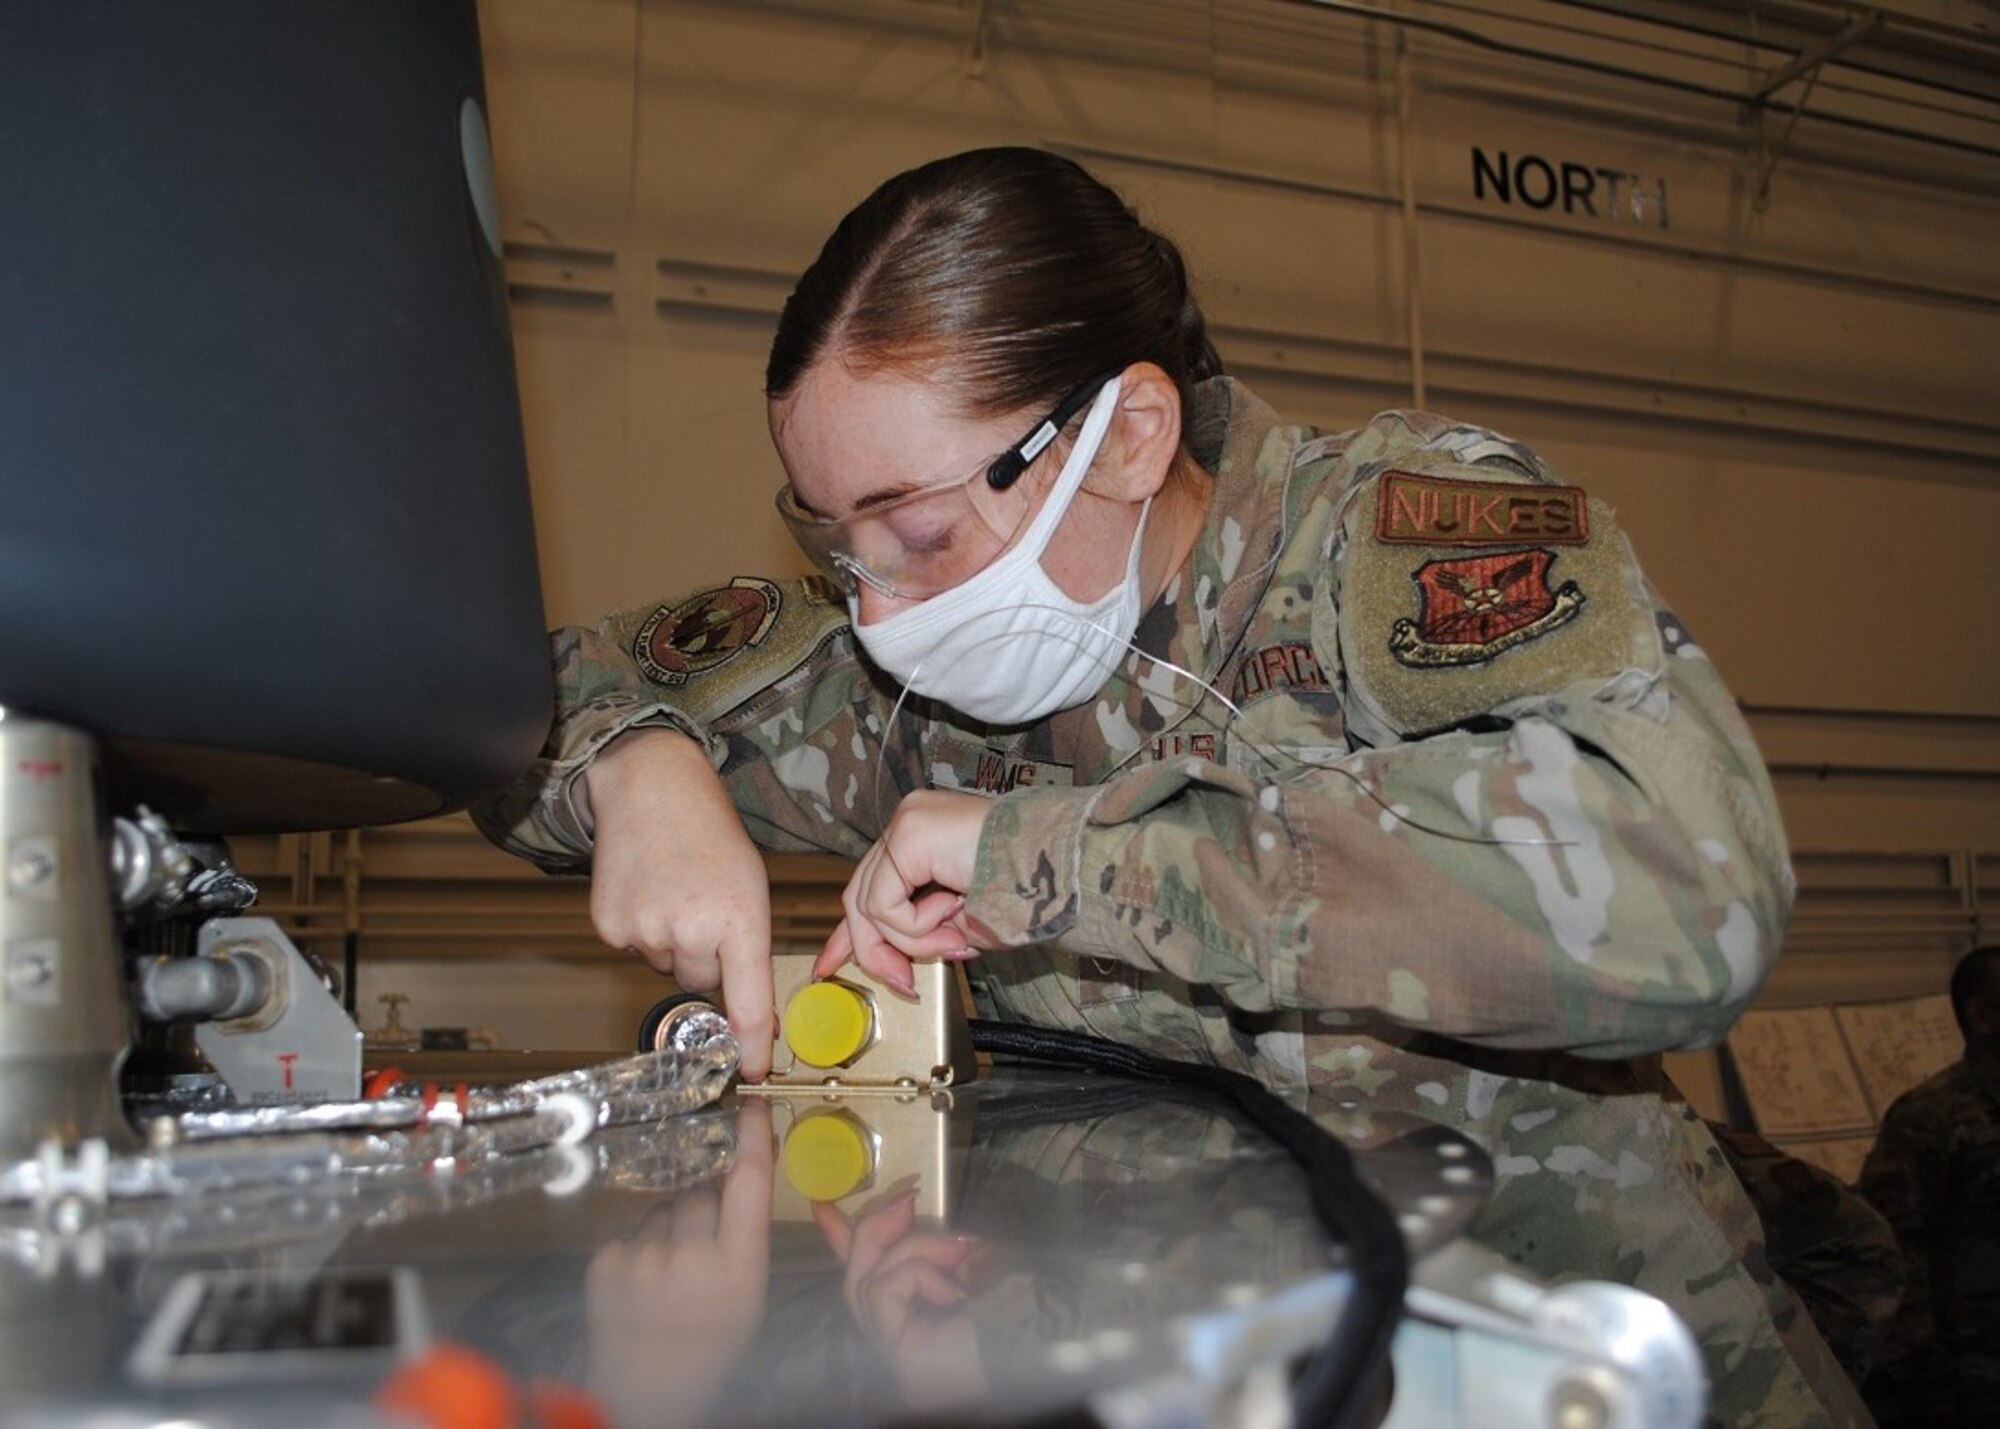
left=1751, top=14, right=1884, bottom=105
left=741, top=952, right=977, bottom=1095
left=193, top=917, right=361, bottom=1106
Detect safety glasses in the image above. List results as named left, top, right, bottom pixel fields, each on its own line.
left=774, top=374, right=1116, bottom=601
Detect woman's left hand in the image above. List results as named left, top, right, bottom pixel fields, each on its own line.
left=815, top=790, right=990, bottom=995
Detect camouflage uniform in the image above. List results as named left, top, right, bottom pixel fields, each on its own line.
left=476, top=378, right=1867, bottom=1425
left=1855, top=1055, right=2000, bottom=1426
left=1709, top=1123, right=1903, bottom=1382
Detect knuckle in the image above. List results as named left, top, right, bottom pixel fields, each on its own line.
left=678, top=963, right=720, bottom=992
left=591, top=910, right=633, bottom=949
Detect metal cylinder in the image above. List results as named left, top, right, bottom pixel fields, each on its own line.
left=0, top=710, right=138, bottom=1155
left=135, top=949, right=273, bottom=1025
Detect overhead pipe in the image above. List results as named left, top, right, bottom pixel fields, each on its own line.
left=1395, top=27, right=1427, bottom=410
left=1285, top=0, right=2000, bottom=162
left=1547, top=0, right=2000, bottom=108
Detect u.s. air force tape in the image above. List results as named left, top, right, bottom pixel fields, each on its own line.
left=1335, top=468, right=1660, bottom=737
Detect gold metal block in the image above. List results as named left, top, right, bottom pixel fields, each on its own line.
left=743, top=951, right=976, bottom=1094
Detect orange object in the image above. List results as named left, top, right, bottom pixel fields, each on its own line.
left=374, top=1343, right=607, bottom=1429
left=364, top=1067, right=407, bottom=1100
left=375, top=1343, right=518, bottom=1429
left=528, top=1381, right=610, bottom=1429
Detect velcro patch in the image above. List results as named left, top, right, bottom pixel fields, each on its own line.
left=1390, top=550, right=1584, bottom=668
left=1330, top=472, right=1659, bottom=738
left=634, top=578, right=782, bottom=686
left=1377, top=471, right=1588, bottom=547
left=1230, top=642, right=1332, bottom=705
left=930, top=736, right=1075, bottom=797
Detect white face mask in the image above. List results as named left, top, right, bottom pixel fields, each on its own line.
left=850, top=377, right=1151, bottom=726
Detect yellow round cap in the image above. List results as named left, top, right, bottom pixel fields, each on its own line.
left=782, top=1110, right=872, bottom=1203
left=784, top=980, right=875, bottom=1069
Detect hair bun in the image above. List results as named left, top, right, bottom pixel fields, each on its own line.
left=1145, top=230, right=1221, bottom=385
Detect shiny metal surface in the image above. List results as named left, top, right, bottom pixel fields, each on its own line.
left=0, top=1060, right=1705, bottom=1427
left=135, top=944, right=274, bottom=1024
left=0, top=711, right=136, bottom=1157
left=0, top=1069, right=1397, bottom=1426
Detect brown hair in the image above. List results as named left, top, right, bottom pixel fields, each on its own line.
left=765, top=148, right=1222, bottom=425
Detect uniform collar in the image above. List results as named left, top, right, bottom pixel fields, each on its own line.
left=1048, top=376, right=1309, bottom=775
left=1173, top=376, right=1303, bottom=669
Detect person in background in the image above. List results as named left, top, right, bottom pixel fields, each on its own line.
left=1858, top=944, right=2000, bottom=1426
left=477, top=146, right=1867, bottom=1424
left=1709, top=1121, right=1903, bottom=1385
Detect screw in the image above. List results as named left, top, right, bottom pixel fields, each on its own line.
left=10, top=848, right=55, bottom=888
left=8, top=951, right=54, bottom=990
left=1550, top=1378, right=1612, bottom=1429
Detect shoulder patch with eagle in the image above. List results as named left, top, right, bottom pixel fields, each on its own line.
left=1328, top=466, right=1661, bottom=736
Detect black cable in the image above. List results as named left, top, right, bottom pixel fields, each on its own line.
left=969, top=1019, right=1407, bottom=1429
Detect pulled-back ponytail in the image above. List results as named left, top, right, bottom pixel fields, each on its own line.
left=766, top=148, right=1223, bottom=427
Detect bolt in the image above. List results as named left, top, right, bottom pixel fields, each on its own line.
left=8, top=951, right=54, bottom=990
left=50, top=1197, right=88, bottom=1238
left=10, top=848, right=55, bottom=888
left=1549, top=1378, right=1612, bottom=1429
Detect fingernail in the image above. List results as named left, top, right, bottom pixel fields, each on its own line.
left=940, top=947, right=978, bottom=962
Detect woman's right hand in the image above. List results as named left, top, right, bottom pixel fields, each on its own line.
left=585, top=1099, right=775, bottom=1425
left=580, top=729, right=775, bottom=1081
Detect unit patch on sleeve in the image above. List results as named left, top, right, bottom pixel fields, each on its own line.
left=1390, top=550, right=1584, bottom=668
left=635, top=577, right=782, bottom=686
left=1327, top=466, right=1661, bottom=737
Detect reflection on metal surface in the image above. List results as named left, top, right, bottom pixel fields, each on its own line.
left=0, top=1027, right=738, bottom=1214
left=1394, top=1240, right=1706, bottom=1429
left=128, top=1265, right=431, bottom=1387
left=768, top=1089, right=959, bottom=1222
left=0, top=1064, right=1704, bottom=1427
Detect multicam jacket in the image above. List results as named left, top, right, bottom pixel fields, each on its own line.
left=1711, top=1123, right=1904, bottom=1382
left=476, top=377, right=1867, bottom=1425
left=1856, top=1055, right=2000, bottom=1426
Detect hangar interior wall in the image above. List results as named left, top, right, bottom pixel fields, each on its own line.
left=320, top=0, right=1999, bottom=1093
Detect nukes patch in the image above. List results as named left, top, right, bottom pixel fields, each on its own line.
left=1331, top=467, right=1659, bottom=736
left=1377, top=471, right=1588, bottom=547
